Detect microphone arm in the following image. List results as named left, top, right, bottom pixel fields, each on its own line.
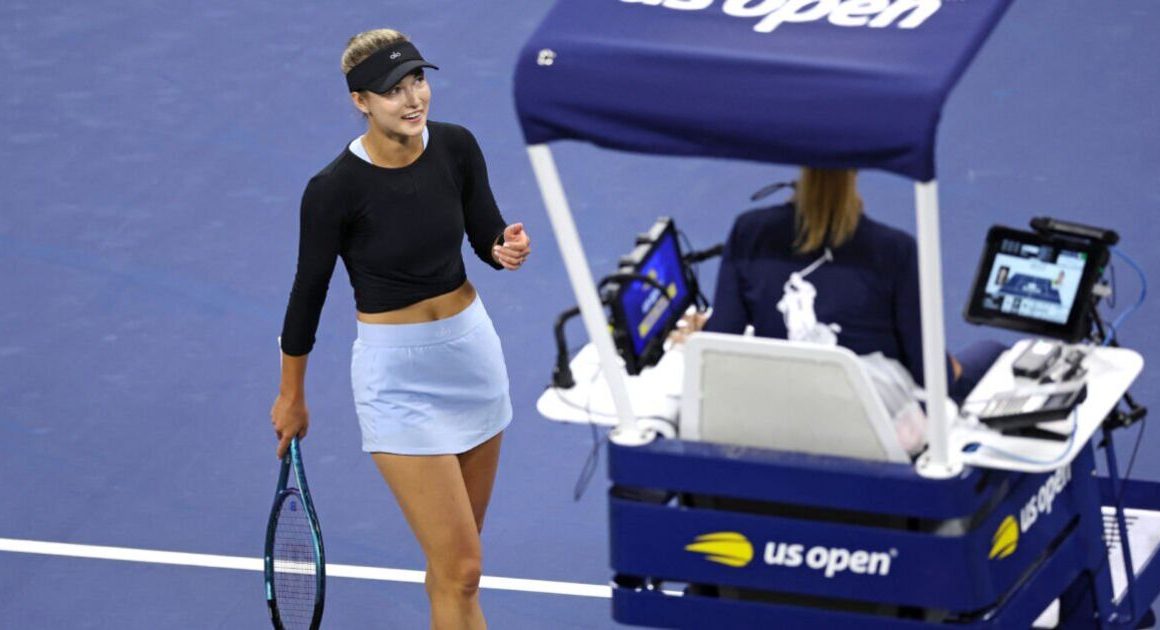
left=684, top=244, right=724, bottom=264
left=552, top=273, right=671, bottom=390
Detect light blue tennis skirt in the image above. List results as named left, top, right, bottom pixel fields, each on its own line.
left=351, top=297, right=512, bottom=455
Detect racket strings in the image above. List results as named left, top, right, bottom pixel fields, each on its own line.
left=272, top=490, right=319, bottom=629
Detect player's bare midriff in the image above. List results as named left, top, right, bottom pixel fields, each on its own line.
left=356, top=280, right=477, bottom=325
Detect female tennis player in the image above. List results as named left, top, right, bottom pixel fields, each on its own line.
left=271, top=28, right=530, bottom=629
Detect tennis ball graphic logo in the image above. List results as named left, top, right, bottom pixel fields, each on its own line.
left=990, top=516, right=1019, bottom=560
left=685, top=532, right=754, bottom=568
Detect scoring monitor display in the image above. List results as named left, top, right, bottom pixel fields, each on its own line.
left=610, top=218, right=694, bottom=374
left=622, top=233, right=687, bottom=354
left=982, top=239, right=1085, bottom=324
left=965, top=226, right=1106, bottom=342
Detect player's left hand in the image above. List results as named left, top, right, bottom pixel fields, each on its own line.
left=493, top=223, right=531, bottom=270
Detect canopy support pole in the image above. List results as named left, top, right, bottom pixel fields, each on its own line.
left=526, top=144, right=654, bottom=446
left=914, top=180, right=962, bottom=478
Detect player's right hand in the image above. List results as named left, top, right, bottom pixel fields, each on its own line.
left=270, top=394, right=309, bottom=459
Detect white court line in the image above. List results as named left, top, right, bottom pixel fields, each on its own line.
left=0, top=537, right=611, bottom=599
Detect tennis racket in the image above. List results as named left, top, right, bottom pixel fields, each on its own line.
left=264, top=436, right=326, bottom=629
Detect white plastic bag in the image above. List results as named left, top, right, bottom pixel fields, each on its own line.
left=859, top=352, right=928, bottom=455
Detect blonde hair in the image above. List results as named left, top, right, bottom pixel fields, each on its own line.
left=341, top=28, right=408, bottom=75
left=792, top=167, right=863, bottom=254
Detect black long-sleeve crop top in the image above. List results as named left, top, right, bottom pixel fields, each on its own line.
left=279, top=122, right=506, bottom=356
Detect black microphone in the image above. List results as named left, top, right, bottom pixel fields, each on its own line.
left=1030, top=217, right=1119, bottom=246
left=684, top=244, right=724, bottom=264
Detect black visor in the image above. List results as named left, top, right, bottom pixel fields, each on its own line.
left=345, top=41, right=438, bottom=93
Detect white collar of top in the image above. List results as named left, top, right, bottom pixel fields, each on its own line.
left=349, top=127, right=428, bottom=165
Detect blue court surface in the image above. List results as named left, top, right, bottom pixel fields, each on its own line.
left=2, top=1, right=1158, bottom=628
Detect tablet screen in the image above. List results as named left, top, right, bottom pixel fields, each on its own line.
left=610, top=218, right=694, bottom=374
left=964, top=226, right=1105, bottom=342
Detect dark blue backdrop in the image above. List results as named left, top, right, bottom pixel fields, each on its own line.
left=516, top=0, right=1012, bottom=180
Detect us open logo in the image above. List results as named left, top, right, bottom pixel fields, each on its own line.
left=989, top=467, right=1071, bottom=561
left=989, top=515, right=1018, bottom=560
left=620, top=0, right=942, bottom=34
left=685, top=532, right=755, bottom=568
left=685, top=531, right=896, bottom=578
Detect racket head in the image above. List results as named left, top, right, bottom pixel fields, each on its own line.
left=264, top=437, right=325, bottom=629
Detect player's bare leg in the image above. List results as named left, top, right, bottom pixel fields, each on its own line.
left=373, top=452, right=486, bottom=630
left=457, top=432, right=503, bottom=532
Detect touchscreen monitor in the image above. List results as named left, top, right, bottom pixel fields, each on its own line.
left=964, top=226, right=1106, bottom=342
left=609, top=218, right=694, bottom=374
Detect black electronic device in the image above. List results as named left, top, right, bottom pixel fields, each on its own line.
left=1010, top=339, right=1064, bottom=380
left=1030, top=216, right=1119, bottom=246
left=1040, top=347, right=1089, bottom=384
left=606, top=217, right=695, bottom=375
left=964, top=225, right=1108, bottom=342
left=975, top=381, right=1087, bottom=439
